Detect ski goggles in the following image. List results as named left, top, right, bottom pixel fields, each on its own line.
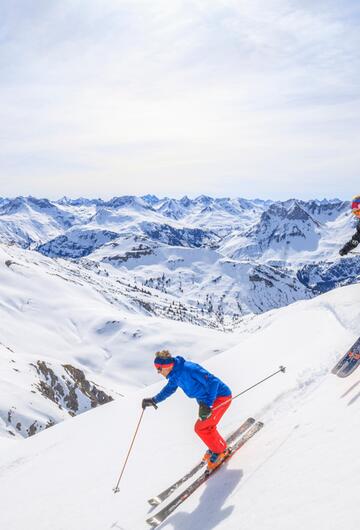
left=351, top=198, right=360, bottom=217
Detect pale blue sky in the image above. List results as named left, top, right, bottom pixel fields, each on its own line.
left=0, top=0, right=359, bottom=200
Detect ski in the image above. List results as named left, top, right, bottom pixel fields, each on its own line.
left=147, top=417, right=255, bottom=507
left=332, top=336, right=360, bottom=378
left=146, top=420, right=264, bottom=528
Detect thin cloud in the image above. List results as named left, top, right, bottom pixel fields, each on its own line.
left=0, top=0, right=359, bottom=199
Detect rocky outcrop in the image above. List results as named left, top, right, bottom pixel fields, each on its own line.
left=33, top=360, right=113, bottom=415
left=2, top=360, right=116, bottom=436
left=63, top=364, right=114, bottom=410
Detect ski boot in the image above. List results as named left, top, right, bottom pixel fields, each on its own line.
left=206, top=448, right=230, bottom=472
left=202, top=449, right=213, bottom=463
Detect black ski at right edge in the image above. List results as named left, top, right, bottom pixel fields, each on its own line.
left=146, top=421, right=264, bottom=528
left=147, top=417, right=255, bottom=507
left=332, top=336, right=360, bottom=377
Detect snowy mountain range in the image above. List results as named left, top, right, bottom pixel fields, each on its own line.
left=0, top=195, right=358, bottom=441
left=0, top=195, right=357, bottom=304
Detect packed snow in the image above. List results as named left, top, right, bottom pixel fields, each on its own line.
left=0, top=283, right=359, bottom=530
left=0, top=194, right=359, bottom=529
left=0, top=243, right=239, bottom=438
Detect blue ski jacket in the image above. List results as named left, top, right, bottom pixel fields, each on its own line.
left=153, top=356, right=231, bottom=408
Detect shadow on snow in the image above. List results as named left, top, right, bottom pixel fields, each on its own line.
left=157, top=468, right=243, bottom=530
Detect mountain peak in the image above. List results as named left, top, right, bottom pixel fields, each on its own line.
left=287, top=201, right=311, bottom=221
left=195, top=195, right=213, bottom=205
left=141, top=194, right=159, bottom=205
left=106, top=196, right=151, bottom=209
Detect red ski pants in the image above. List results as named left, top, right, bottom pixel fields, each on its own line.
left=194, top=395, right=232, bottom=453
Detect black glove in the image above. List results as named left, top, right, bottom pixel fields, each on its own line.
left=339, top=247, right=348, bottom=256
left=142, top=397, right=158, bottom=410
left=198, top=402, right=212, bottom=420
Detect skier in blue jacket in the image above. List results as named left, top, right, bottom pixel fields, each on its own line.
left=142, top=350, right=232, bottom=470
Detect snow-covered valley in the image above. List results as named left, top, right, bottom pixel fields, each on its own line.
left=0, top=243, right=239, bottom=438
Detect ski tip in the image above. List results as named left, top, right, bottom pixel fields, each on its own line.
left=336, top=370, right=350, bottom=378
left=146, top=515, right=161, bottom=528
left=148, top=497, right=161, bottom=507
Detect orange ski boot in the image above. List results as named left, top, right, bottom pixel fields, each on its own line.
left=202, top=449, right=212, bottom=463
left=206, top=448, right=230, bottom=472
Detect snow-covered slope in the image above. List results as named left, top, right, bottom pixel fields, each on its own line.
left=0, top=283, right=359, bottom=529
left=0, top=243, right=239, bottom=438
left=0, top=196, right=79, bottom=247
left=90, top=239, right=312, bottom=317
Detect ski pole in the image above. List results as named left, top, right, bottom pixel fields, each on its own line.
left=113, top=409, right=145, bottom=494
left=211, top=365, right=286, bottom=413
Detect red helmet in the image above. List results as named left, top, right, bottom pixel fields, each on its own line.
left=351, top=195, right=360, bottom=218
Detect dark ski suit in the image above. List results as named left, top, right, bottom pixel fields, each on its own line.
left=339, top=221, right=360, bottom=255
